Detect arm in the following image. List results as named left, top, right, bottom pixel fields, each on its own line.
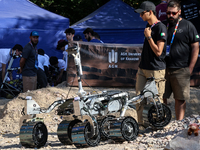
left=19, top=57, right=26, bottom=74
left=144, top=27, right=165, bottom=57
left=189, top=42, right=199, bottom=74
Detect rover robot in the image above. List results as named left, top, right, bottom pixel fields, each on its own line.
left=19, top=43, right=171, bottom=148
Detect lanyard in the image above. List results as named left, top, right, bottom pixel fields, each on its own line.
left=29, top=42, right=37, bottom=53
left=151, top=21, right=160, bottom=29
left=29, top=42, right=38, bottom=69
left=167, top=18, right=181, bottom=46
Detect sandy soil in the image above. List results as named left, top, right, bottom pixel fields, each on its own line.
left=0, top=83, right=199, bottom=150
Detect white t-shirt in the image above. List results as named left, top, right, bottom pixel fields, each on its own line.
left=63, top=51, right=68, bottom=71
left=58, top=59, right=65, bottom=71
left=38, top=54, right=47, bottom=71
left=44, top=54, right=50, bottom=67
left=0, top=48, right=11, bottom=71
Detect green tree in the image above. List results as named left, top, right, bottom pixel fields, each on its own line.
left=31, top=0, right=200, bottom=25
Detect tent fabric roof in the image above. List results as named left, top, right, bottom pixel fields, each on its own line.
left=71, top=0, right=146, bottom=29
left=0, top=0, right=69, bottom=30
left=0, top=0, right=69, bottom=60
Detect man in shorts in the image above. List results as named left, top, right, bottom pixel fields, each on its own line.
left=163, top=0, right=199, bottom=120
left=134, top=1, right=167, bottom=128
left=20, top=31, right=39, bottom=92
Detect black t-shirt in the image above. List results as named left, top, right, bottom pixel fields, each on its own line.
left=181, top=0, right=200, bottom=34
left=163, top=18, right=199, bottom=68
left=22, top=43, right=37, bottom=76
left=139, top=22, right=167, bottom=70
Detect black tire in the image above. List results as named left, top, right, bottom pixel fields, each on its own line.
left=57, top=119, right=81, bottom=145
left=99, top=115, right=115, bottom=139
left=71, top=122, right=100, bottom=148
left=148, top=103, right=171, bottom=128
left=20, top=121, right=48, bottom=148
left=32, top=122, right=48, bottom=148
left=121, top=116, right=139, bottom=141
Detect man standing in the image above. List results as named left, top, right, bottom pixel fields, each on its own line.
left=20, top=31, right=39, bottom=92
left=83, top=28, right=103, bottom=43
left=134, top=1, right=167, bottom=129
left=64, top=28, right=75, bottom=47
left=163, top=0, right=199, bottom=120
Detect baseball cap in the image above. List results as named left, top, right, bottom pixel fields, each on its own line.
left=30, top=31, right=39, bottom=36
left=135, top=1, right=156, bottom=14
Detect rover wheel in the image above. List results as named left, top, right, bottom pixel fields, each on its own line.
left=100, top=115, right=115, bottom=139
left=71, top=122, right=100, bottom=148
left=57, top=119, right=81, bottom=145
left=148, top=103, right=171, bottom=128
left=19, top=121, right=48, bottom=148
left=121, top=116, right=138, bottom=141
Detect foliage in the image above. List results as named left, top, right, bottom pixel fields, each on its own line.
left=29, top=0, right=170, bottom=25
left=30, top=0, right=109, bottom=25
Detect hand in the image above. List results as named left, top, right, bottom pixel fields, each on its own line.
left=144, top=27, right=152, bottom=38
left=189, top=66, right=193, bottom=75
left=19, top=68, right=22, bottom=74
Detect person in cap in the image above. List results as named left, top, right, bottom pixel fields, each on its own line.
left=156, top=0, right=169, bottom=21
left=20, top=31, right=39, bottom=92
left=83, top=28, right=103, bottom=43
left=163, top=0, right=199, bottom=120
left=134, top=1, right=167, bottom=131
left=0, top=44, right=23, bottom=97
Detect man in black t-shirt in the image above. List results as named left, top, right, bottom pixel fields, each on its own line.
left=163, top=1, right=199, bottom=120
left=135, top=1, right=167, bottom=129
left=20, top=31, right=39, bottom=92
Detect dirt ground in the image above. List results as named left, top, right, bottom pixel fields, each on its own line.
left=0, top=83, right=199, bottom=150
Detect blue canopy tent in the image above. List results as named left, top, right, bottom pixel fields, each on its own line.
left=0, top=0, right=69, bottom=58
left=71, top=0, right=147, bottom=44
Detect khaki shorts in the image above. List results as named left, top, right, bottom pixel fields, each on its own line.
left=135, top=68, right=166, bottom=125
left=22, top=76, right=37, bottom=92
left=163, top=67, right=190, bottom=101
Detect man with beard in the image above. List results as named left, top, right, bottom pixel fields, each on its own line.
left=83, top=28, right=102, bottom=43
left=134, top=1, right=167, bottom=131
left=163, top=0, right=199, bottom=120
left=20, top=31, right=39, bottom=92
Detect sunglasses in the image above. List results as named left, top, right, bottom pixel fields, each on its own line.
left=140, top=11, right=149, bottom=16
left=166, top=11, right=179, bottom=16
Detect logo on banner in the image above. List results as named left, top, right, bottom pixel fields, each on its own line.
left=108, top=49, right=118, bottom=68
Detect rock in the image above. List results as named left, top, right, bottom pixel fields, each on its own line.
left=165, top=129, right=200, bottom=150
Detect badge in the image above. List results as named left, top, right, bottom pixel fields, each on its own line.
left=166, top=45, right=170, bottom=56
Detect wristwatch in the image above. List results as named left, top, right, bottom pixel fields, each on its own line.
left=147, top=36, right=152, bottom=40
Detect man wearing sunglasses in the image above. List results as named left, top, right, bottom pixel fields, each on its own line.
left=163, top=0, right=199, bottom=120
left=135, top=1, right=167, bottom=131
